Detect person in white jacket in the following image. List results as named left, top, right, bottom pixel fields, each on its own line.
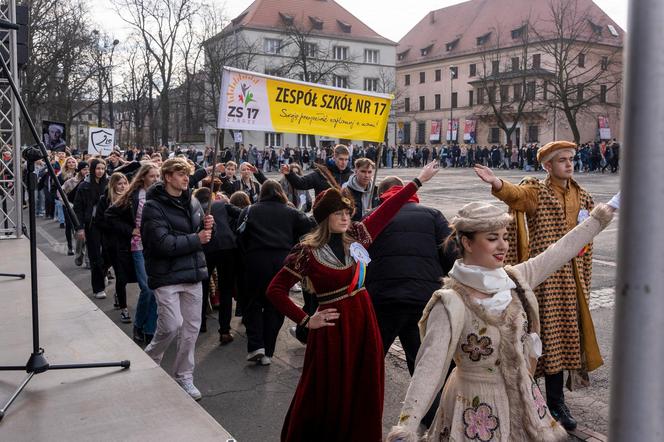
left=388, top=197, right=617, bottom=442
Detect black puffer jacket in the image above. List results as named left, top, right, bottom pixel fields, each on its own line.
left=73, top=174, right=108, bottom=229
left=141, top=183, right=207, bottom=290
left=203, top=201, right=241, bottom=253
left=365, top=201, right=455, bottom=310
left=285, top=160, right=352, bottom=196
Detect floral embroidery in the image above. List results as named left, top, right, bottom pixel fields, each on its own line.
left=463, top=402, right=499, bottom=441
left=532, top=381, right=547, bottom=419
left=462, top=333, right=494, bottom=361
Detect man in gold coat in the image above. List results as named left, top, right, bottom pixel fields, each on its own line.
left=474, top=140, right=602, bottom=432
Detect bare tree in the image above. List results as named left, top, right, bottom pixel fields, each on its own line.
left=117, top=40, right=151, bottom=147
left=476, top=23, right=541, bottom=146
left=113, top=0, right=195, bottom=146
left=273, top=17, right=355, bottom=85
left=533, top=0, right=623, bottom=143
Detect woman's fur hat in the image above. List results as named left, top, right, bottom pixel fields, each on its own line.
left=312, top=188, right=355, bottom=223
left=451, top=202, right=512, bottom=232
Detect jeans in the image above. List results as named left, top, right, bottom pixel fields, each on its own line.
left=36, top=189, right=45, bottom=215
left=54, top=199, right=65, bottom=224
left=132, top=250, right=158, bottom=335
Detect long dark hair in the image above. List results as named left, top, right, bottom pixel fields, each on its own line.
left=259, top=179, right=288, bottom=204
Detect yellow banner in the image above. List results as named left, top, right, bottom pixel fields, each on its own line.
left=218, top=67, right=393, bottom=142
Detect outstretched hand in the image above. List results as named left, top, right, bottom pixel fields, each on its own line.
left=417, top=160, right=440, bottom=184
left=474, top=165, right=502, bottom=190
left=307, top=308, right=340, bottom=329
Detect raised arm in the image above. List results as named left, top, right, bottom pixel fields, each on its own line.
left=474, top=165, right=538, bottom=215
left=514, top=204, right=614, bottom=288
left=281, top=164, right=319, bottom=191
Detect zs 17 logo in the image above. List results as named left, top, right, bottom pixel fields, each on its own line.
left=228, top=106, right=259, bottom=119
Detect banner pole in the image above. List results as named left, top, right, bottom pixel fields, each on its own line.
left=206, top=128, right=223, bottom=216
left=368, top=139, right=385, bottom=210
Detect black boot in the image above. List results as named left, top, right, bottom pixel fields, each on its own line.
left=549, top=402, right=577, bottom=431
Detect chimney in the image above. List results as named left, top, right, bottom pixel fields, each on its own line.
left=429, top=11, right=435, bottom=24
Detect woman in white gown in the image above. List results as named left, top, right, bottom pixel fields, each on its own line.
left=388, top=199, right=616, bottom=442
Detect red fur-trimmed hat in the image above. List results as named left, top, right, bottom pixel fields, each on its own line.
left=312, top=188, right=355, bottom=223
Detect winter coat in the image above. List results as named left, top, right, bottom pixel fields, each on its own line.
left=96, top=193, right=137, bottom=283
left=284, top=160, right=352, bottom=196
left=203, top=201, right=241, bottom=253
left=73, top=175, right=108, bottom=229
left=140, top=182, right=208, bottom=290
left=366, top=192, right=454, bottom=310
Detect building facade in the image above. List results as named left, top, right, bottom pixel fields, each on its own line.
left=207, top=0, right=397, bottom=150
left=395, top=0, right=624, bottom=148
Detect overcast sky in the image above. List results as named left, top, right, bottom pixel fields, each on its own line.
left=94, top=0, right=628, bottom=43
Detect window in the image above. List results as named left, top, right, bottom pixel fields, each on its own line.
left=333, top=46, right=348, bottom=60
left=532, top=53, right=541, bottom=69
left=404, top=97, right=410, bottom=112
left=589, top=20, right=603, bottom=36
left=500, top=85, right=509, bottom=102
left=600, top=85, right=607, bottom=103
left=264, top=38, right=282, bottom=54
left=577, top=84, right=584, bottom=101
left=265, top=68, right=282, bottom=77
left=420, top=45, right=433, bottom=56
left=435, top=69, right=441, bottom=81
left=279, top=12, right=294, bottom=26
left=337, top=19, right=352, bottom=33
left=416, top=122, right=426, bottom=144
left=419, top=96, right=425, bottom=111
left=304, top=42, right=318, bottom=58
left=511, top=57, right=519, bottom=71
left=450, top=66, right=458, bottom=79
left=608, top=24, right=619, bottom=37
left=543, top=81, right=549, bottom=100
left=446, top=39, right=459, bottom=51
left=332, top=75, right=348, bottom=88
left=578, top=53, right=585, bottom=68
left=364, top=78, right=378, bottom=92
left=419, top=72, right=425, bottom=83
left=469, top=63, right=477, bottom=77
left=477, top=88, right=485, bottom=104
left=526, top=81, right=536, bottom=100
left=309, top=16, right=323, bottom=30
left=513, top=84, right=522, bottom=101
left=468, top=90, right=474, bottom=106
left=404, top=74, right=410, bottom=86
left=601, top=56, right=608, bottom=70
left=364, top=49, right=379, bottom=64
left=490, top=127, right=500, bottom=143
left=527, top=125, right=539, bottom=143
left=511, top=25, right=526, bottom=40
left=491, top=60, right=500, bottom=75
left=451, top=92, right=458, bottom=108
left=403, top=122, right=411, bottom=143
left=435, top=94, right=441, bottom=110
left=488, top=86, right=496, bottom=103
left=297, top=134, right=316, bottom=147
left=264, top=132, right=282, bottom=147
left=477, top=32, right=491, bottom=46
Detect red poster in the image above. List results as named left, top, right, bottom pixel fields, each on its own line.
left=430, top=120, right=441, bottom=142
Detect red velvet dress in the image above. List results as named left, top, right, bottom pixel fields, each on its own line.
left=266, top=182, right=419, bottom=442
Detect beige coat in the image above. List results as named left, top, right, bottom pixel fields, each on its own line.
left=387, top=204, right=613, bottom=442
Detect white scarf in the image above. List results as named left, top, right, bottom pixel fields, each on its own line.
left=449, top=260, right=516, bottom=314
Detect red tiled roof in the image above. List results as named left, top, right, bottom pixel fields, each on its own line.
left=224, top=0, right=396, bottom=45
left=397, top=0, right=624, bottom=66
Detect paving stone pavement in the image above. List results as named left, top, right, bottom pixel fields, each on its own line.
left=31, top=167, right=619, bottom=441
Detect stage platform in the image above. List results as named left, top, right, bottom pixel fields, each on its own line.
left=0, top=238, right=234, bottom=441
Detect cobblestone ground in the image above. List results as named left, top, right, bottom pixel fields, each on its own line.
left=34, top=166, right=619, bottom=441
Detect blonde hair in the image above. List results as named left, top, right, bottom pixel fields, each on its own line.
left=107, top=173, right=128, bottom=204
left=161, top=158, right=193, bottom=181
left=114, top=163, right=159, bottom=208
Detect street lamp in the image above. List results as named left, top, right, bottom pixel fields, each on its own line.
left=92, top=30, right=120, bottom=129
left=449, top=66, right=457, bottom=144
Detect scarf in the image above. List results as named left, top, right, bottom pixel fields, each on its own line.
left=379, top=185, right=420, bottom=203
left=448, top=260, right=516, bottom=314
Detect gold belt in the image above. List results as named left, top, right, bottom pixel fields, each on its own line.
left=316, top=286, right=365, bottom=305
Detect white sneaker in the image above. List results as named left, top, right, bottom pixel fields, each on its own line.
left=177, top=379, right=202, bottom=401
left=246, top=348, right=265, bottom=362
left=94, top=291, right=107, bottom=299
left=259, top=356, right=271, bottom=366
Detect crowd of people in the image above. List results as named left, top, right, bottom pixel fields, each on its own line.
left=16, top=138, right=621, bottom=441
left=220, top=138, right=621, bottom=175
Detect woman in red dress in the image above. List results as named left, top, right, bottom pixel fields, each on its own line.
left=266, top=161, right=440, bottom=441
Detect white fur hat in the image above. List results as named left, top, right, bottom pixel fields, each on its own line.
left=451, top=202, right=512, bottom=232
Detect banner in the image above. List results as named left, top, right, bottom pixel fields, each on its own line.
left=218, top=67, right=393, bottom=142
left=87, top=127, right=115, bottom=156
left=463, top=119, right=477, bottom=144
left=42, top=120, right=67, bottom=152
left=446, top=118, right=459, bottom=142
left=429, top=120, right=441, bottom=142
left=598, top=116, right=611, bottom=140
left=397, top=122, right=404, bottom=144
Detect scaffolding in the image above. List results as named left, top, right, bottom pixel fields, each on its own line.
left=0, top=0, right=21, bottom=239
